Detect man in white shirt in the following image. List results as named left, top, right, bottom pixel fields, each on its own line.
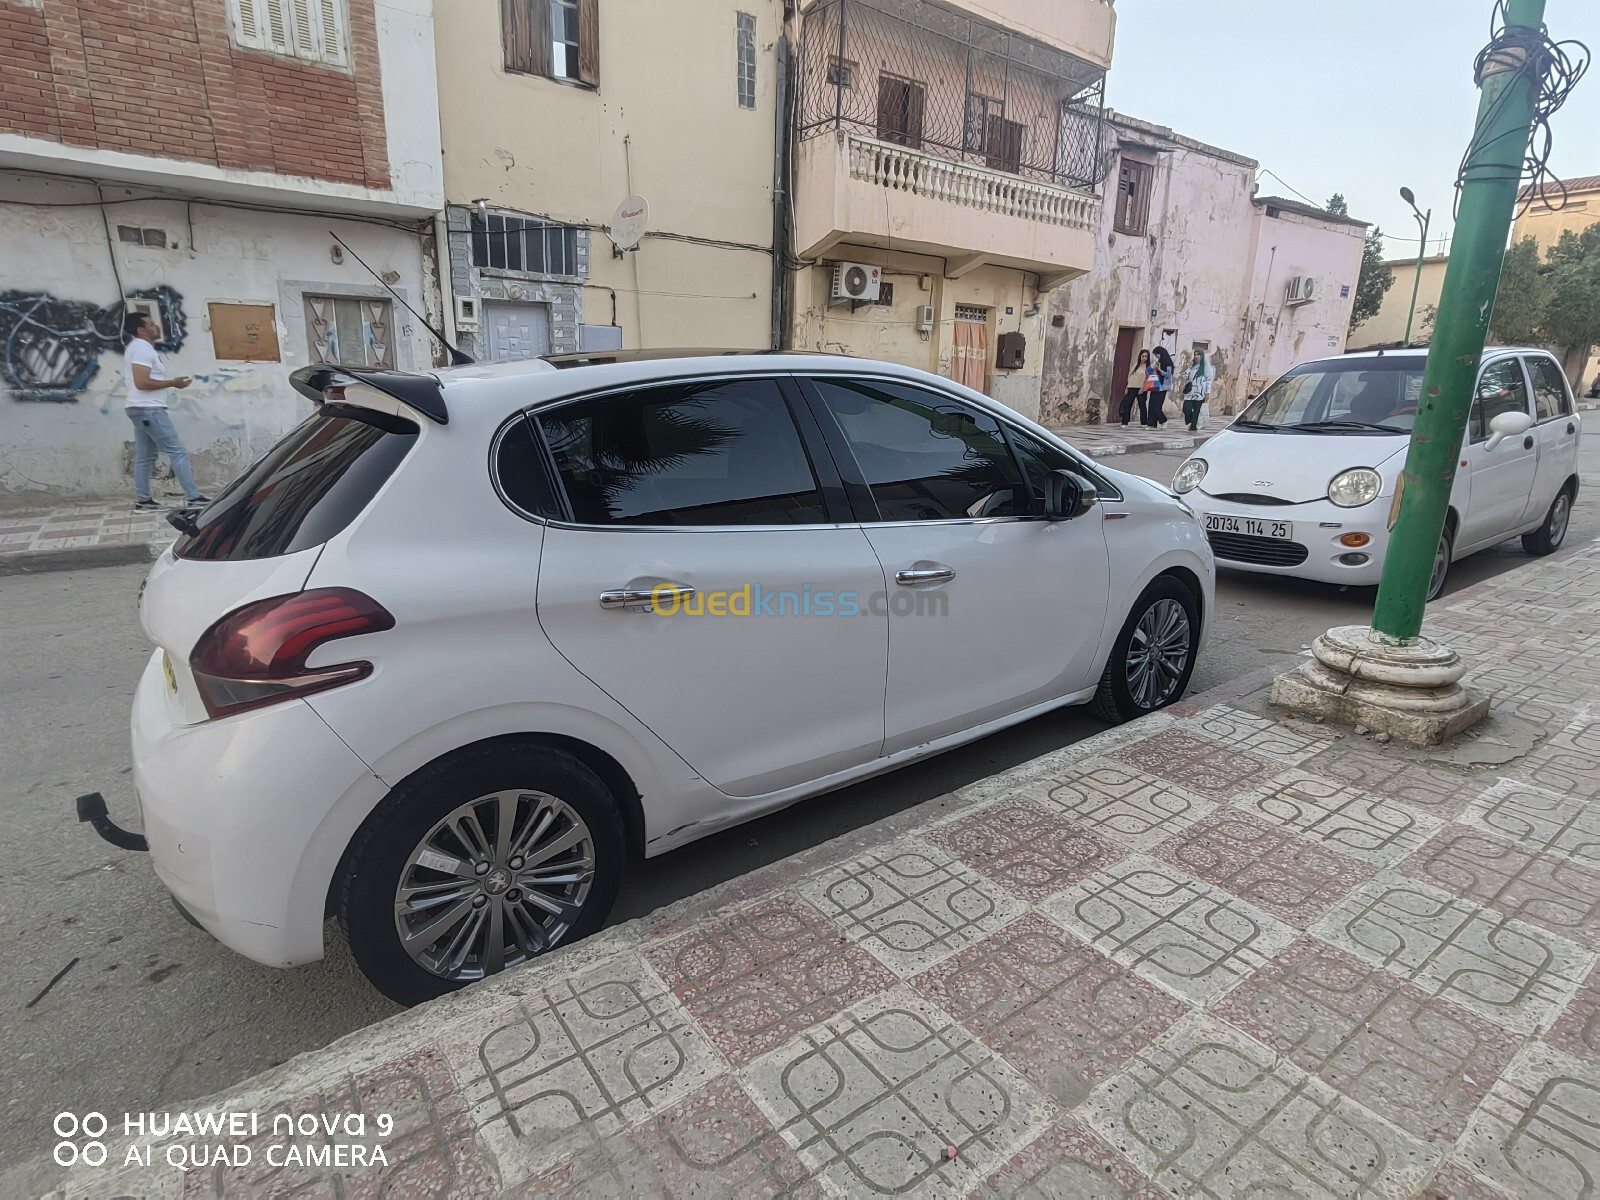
left=123, top=312, right=209, bottom=509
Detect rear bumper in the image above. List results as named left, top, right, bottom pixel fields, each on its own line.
left=1196, top=494, right=1390, bottom=586
left=129, top=650, right=382, bottom=967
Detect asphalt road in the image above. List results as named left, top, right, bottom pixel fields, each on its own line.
left=3, top=440, right=1596, bottom=1167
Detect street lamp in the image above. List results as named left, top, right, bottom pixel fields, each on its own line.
left=1399, top=186, right=1432, bottom=347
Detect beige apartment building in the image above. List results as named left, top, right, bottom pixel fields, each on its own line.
left=785, top=0, right=1114, bottom=420
left=433, top=0, right=785, bottom=358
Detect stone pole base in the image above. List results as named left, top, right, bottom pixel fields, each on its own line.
left=1270, top=625, right=1489, bottom=748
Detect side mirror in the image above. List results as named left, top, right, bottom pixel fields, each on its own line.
left=1045, top=469, right=1098, bottom=520
left=1484, top=409, right=1534, bottom=450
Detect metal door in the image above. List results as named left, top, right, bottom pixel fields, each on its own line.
left=483, top=301, right=552, bottom=361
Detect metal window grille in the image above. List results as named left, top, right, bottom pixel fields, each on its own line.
left=954, top=304, right=988, bottom=323
left=798, top=0, right=1106, bottom=189
left=304, top=296, right=394, bottom=368
left=736, top=12, right=757, bottom=108
left=471, top=213, right=580, bottom=277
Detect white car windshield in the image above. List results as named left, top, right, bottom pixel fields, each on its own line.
left=1237, top=358, right=1424, bottom=433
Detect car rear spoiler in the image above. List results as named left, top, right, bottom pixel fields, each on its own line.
left=288, top=365, right=448, bottom=426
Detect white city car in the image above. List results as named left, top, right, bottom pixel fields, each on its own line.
left=1172, top=348, right=1580, bottom=598
left=82, top=352, right=1213, bottom=1005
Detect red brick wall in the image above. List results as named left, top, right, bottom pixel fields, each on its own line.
left=0, top=0, right=390, bottom=190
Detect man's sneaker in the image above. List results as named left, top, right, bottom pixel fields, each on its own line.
left=186, top=496, right=213, bottom=505
left=134, top=499, right=162, bottom=510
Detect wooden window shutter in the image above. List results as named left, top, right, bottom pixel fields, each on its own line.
left=876, top=76, right=898, bottom=141
left=289, top=0, right=315, bottom=56
left=577, top=0, right=599, bottom=86
left=315, top=0, right=342, bottom=61
left=502, top=0, right=551, bottom=75
left=905, top=82, right=925, bottom=148
left=264, top=0, right=290, bottom=51
left=237, top=0, right=262, bottom=43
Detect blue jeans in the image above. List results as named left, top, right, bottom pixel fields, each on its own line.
left=126, top=407, right=200, bottom=502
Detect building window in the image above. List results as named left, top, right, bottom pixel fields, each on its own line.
left=964, top=94, right=1023, bottom=171
left=826, top=57, right=855, bottom=88
left=472, top=212, right=581, bottom=277
left=117, top=225, right=168, bottom=248
left=876, top=74, right=925, bottom=148
left=231, top=0, right=347, bottom=67
left=502, top=0, right=598, bottom=86
left=736, top=12, right=757, bottom=109
left=874, top=281, right=894, bottom=307
left=305, top=296, right=394, bottom=368
left=1115, top=157, right=1154, bottom=236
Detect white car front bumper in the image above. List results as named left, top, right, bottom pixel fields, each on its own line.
left=1193, top=493, right=1392, bottom=586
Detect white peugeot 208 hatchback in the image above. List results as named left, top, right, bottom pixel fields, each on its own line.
left=81, top=352, right=1214, bottom=1004
left=1172, top=347, right=1580, bottom=599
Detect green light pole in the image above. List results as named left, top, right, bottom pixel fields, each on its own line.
left=1371, top=0, right=1547, bottom=645
left=1399, top=187, right=1432, bottom=347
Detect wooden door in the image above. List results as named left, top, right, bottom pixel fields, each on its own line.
left=1110, top=327, right=1141, bottom=422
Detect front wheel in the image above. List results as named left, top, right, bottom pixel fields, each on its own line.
left=1426, top=527, right=1454, bottom=602
left=339, top=743, right=624, bottom=1006
left=1523, top=487, right=1572, bottom=556
left=1090, top=577, right=1199, bottom=723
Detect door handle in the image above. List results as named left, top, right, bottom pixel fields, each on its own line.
left=895, top=565, right=955, bottom=586
left=1568, top=423, right=1576, bottom=434
left=1524, top=435, right=1535, bottom=450
left=599, top=583, right=695, bottom=610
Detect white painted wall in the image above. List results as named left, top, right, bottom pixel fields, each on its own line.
left=0, top=173, right=433, bottom=502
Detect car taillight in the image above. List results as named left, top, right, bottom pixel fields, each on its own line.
left=189, top=588, right=394, bottom=719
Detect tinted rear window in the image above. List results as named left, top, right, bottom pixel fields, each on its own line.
left=174, top=409, right=418, bottom=561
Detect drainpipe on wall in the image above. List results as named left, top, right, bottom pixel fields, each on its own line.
left=771, top=26, right=792, bottom=351
left=431, top=209, right=459, bottom=367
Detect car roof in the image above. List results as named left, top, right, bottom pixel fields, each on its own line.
left=1337, top=345, right=1536, bottom=363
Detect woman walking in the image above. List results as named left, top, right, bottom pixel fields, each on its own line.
left=1180, top=348, right=1215, bottom=431
left=1119, top=349, right=1152, bottom=425
left=1146, top=346, right=1175, bottom=426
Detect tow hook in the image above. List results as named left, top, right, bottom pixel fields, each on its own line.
left=76, top=792, right=149, bottom=852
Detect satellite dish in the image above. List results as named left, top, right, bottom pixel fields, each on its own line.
left=610, top=195, right=649, bottom=252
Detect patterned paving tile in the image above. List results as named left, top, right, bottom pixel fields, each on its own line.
left=743, top=987, right=1051, bottom=1197
left=1456, top=1041, right=1600, bottom=1200
left=1483, top=678, right=1583, bottom=727
left=913, top=912, right=1185, bottom=1110
left=1546, top=960, right=1600, bottom=1061
left=1188, top=703, right=1336, bottom=764
left=444, top=957, right=723, bottom=1183
left=800, top=841, right=1028, bottom=976
left=646, top=896, right=895, bottom=1066
left=1108, top=729, right=1281, bottom=799
left=925, top=799, right=1123, bottom=902
left=1234, top=769, right=1442, bottom=866
left=516, top=1077, right=820, bottom=1198
left=1085, top=1014, right=1438, bottom=1198
left=1310, top=871, right=1594, bottom=1036
left=1152, top=808, right=1374, bottom=928
left=1417, top=1160, right=1514, bottom=1199
left=970, top=1117, right=1162, bottom=1199
left=1215, top=939, right=1522, bottom=1143
left=182, top=1048, right=496, bottom=1198
left=1400, top=825, right=1600, bottom=948
left=1460, top=778, right=1600, bottom=867
left=1301, top=743, right=1489, bottom=820
left=1042, top=856, right=1298, bottom=1005
left=1017, top=761, right=1213, bottom=851
left=1510, top=709, right=1600, bottom=797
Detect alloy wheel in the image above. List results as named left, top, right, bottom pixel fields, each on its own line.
left=1124, top=597, right=1191, bottom=710
left=394, top=790, right=595, bottom=981
left=1550, top=491, right=1571, bottom=546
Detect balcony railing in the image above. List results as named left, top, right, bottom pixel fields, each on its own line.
left=847, top=135, right=1098, bottom=230
left=799, top=0, right=1108, bottom=190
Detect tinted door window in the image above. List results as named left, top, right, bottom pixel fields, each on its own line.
left=1471, top=359, right=1533, bottom=442
left=175, top=408, right=418, bottom=561
left=812, top=379, right=1024, bottom=521
left=1526, top=356, right=1573, bottom=421
left=539, top=379, right=825, bottom=526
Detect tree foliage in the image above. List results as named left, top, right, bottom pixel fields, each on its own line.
left=1488, top=230, right=1600, bottom=378
left=1329, top=194, right=1394, bottom=333
left=1488, top=237, right=1547, bottom=345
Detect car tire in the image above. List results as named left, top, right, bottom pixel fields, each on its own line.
left=1426, top=526, right=1454, bottom=602
left=339, top=742, right=624, bottom=1007
left=1522, top=486, right=1573, bottom=557
left=1090, top=577, right=1200, bottom=724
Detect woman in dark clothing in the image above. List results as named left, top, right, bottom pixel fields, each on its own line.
left=1147, top=346, right=1175, bottom=426
left=1119, top=349, right=1152, bottom=425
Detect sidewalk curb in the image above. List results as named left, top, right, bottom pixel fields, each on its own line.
left=1077, top=433, right=1213, bottom=459
left=0, top=539, right=165, bottom=577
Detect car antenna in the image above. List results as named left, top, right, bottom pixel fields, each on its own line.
left=328, top=231, right=473, bottom=366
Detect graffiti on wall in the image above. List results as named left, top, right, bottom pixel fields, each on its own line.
left=0, top=286, right=187, bottom=402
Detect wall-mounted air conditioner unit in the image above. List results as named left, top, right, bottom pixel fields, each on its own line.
left=831, top=262, right=882, bottom=303
left=1285, top=276, right=1319, bottom=306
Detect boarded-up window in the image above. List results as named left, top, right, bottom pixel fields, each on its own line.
left=876, top=74, right=924, bottom=148
left=505, top=0, right=596, bottom=85
left=305, top=296, right=394, bottom=368
left=1115, top=157, right=1154, bottom=236
left=210, top=302, right=281, bottom=361
left=231, top=0, right=347, bottom=67
left=736, top=12, right=756, bottom=109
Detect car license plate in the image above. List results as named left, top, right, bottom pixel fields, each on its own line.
left=162, top=651, right=178, bottom=694
left=1205, top=514, right=1293, bottom=540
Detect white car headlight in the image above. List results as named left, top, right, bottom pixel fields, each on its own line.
left=1328, top=467, right=1382, bottom=508
left=1172, top=458, right=1208, bottom=494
